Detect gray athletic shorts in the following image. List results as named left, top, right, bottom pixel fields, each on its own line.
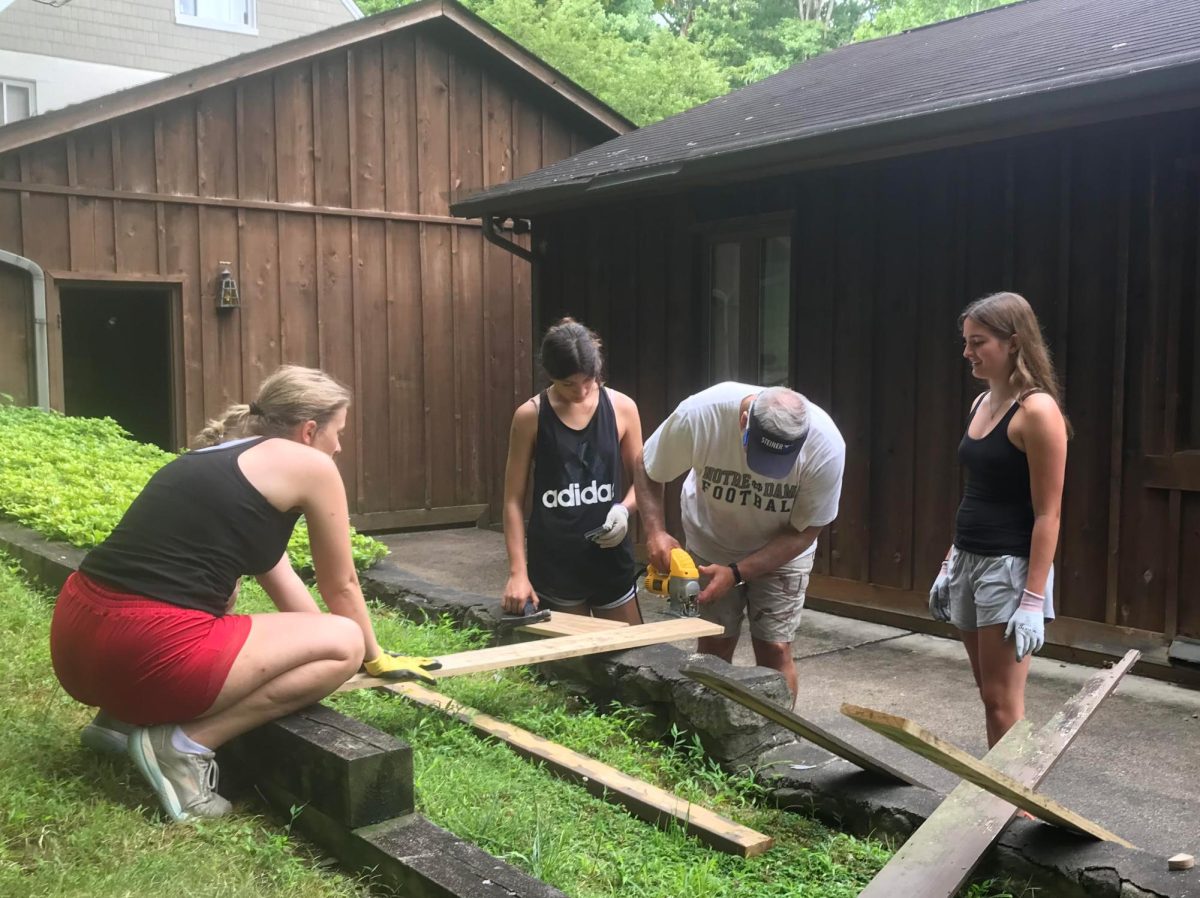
left=691, top=550, right=814, bottom=643
left=949, top=549, right=1055, bottom=631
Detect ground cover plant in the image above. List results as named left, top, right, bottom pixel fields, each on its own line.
left=0, top=558, right=1025, bottom=898
left=0, top=406, right=387, bottom=572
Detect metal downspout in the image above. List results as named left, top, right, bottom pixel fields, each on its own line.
left=481, top=216, right=534, bottom=263
left=0, top=249, right=50, bottom=410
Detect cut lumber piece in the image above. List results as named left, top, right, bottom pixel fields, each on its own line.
left=842, top=704, right=1133, bottom=846
left=856, top=649, right=1140, bottom=898
left=681, top=663, right=931, bottom=790
left=337, top=618, right=723, bottom=693
left=519, top=612, right=629, bottom=637
left=390, top=682, right=774, bottom=857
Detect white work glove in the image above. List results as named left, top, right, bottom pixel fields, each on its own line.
left=1005, top=588, right=1046, bottom=662
left=592, top=503, right=629, bottom=549
left=928, top=552, right=953, bottom=622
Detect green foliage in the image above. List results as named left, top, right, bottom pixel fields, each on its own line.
left=0, top=406, right=386, bottom=574
left=358, top=0, right=1023, bottom=125
left=853, top=0, right=1019, bottom=40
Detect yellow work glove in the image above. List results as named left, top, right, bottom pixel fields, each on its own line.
left=363, top=652, right=443, bottom=684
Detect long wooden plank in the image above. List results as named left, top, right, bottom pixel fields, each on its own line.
left=681, top=664, right=930, bottom=790
left=388, top=682, right=773, bottom=857
left=842, top=704, right=1133, bottom=846
left=337, top=618, right=722, bottom=692
left=856, top=650, right=1140, bottom=898
left=519, top=612, right=628, bottom=637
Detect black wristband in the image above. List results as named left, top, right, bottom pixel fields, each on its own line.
left=729, top=563, right=746, bottom=587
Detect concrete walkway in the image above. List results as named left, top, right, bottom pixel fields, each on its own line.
left=376, top=527, right=1200, bottom=861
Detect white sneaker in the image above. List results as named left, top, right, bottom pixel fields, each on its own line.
left=128, top=725, right=233, bottom=823
left=80, top=710, right=133, bottom=755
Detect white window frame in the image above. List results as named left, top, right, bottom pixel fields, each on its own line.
left=0, top=77, right=35, bottom=125
left=175, top=0, right=259, bottom=36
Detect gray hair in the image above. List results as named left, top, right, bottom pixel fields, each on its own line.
left=752, top=387, right=808, bottom=441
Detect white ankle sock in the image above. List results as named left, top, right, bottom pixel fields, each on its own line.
left=171, top=726, right=212, bottom=755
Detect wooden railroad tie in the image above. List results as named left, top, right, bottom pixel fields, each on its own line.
left=852, top=650, right=1141, bottom=898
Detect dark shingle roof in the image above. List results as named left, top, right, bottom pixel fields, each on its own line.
left=453, top=0, right=1200, bottom=216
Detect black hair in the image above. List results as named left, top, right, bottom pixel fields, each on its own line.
left=539, top=318, right=604, bottom=382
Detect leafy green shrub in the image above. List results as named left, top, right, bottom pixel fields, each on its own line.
left=0, top=406, right=387, bottom=572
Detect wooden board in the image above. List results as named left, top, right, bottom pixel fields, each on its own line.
left=337, top=618, right=723, bottom=692
left=390, top=682, right=773, bottom=857
left=519, top=612, right=629, bottom=637
left=856, top=650, right=1140, bottom=898
left=841, top=704, right=1133, bottom=846
left=681, top=664, right=929, bottom=790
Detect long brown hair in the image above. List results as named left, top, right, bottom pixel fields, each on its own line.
left=193, top=365, right=351, bottom=448
left=960, top=291, right=1070, bottom=433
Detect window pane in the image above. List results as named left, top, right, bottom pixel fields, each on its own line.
left=709, top=242, right=740, bottom=383
left=178, top=0, right=197, bottom=14
left=758, top=235, right=791, bottom=387
left=4, top=85, right=30, bottom=123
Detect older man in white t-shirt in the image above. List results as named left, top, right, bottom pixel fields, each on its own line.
left=635, top=382, right=845, bottom=697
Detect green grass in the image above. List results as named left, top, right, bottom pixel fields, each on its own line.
left=0, top=553, right=1026, bottom=898
left=0, top=556, right=893, bottom=898
left=0, top=405, right=387, bottom=572
left=0, top=558, right=371, bottom=898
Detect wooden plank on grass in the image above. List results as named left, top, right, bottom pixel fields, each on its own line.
left=855, top=650, right=1140, bottom=898
left=390, top=682, right=774, bottom=857
left=337, top=618, right=723, bottom=692
left=681, top=664, right=930, bottom=790
left=519, top=612, right=629, bottom=637
left=842, top=704, right=1133, bottom=846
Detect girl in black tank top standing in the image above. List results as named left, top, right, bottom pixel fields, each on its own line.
left=502, top=319, right=644, bottom=623
left=928, top=293, right=1069, bottom=749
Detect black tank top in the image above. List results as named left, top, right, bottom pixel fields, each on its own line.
left=526, top=388, right=636, bottom=602
left=81, top=437, right=301, bottom=615
left=954, top=395, right=1034, bottom=557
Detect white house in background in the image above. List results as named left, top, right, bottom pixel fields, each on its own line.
left=0, top=0, right=363, bottom=124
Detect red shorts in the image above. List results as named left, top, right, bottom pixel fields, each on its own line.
left=50, top=572, right=252, bottom=726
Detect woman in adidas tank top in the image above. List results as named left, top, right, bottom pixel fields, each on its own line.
left=50, top=365, right=437, bottom=824
left=928, top=293, right=1069, bottom=747
left=502, top=319, right=644, bottom=623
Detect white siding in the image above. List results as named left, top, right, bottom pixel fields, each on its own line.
left=0, top=0, right=360, bottom=76
left=0, top=48, right=165, bottom=114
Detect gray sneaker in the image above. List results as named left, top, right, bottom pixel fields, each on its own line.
left=80, top=710, right=133, bottom=755
left=128, top=725, right=233, bottom=823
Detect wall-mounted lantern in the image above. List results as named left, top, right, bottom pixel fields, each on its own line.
left=217, top=262, right=240, bottom=310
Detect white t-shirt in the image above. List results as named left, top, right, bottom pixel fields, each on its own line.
left=642, top=382, right=845, bottom=564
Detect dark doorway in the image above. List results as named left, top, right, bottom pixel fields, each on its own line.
left=60, top=285, right=176, bottom=450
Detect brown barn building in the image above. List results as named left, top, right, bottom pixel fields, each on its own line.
left=0, top=0, right=630, bottom=530
left=455, top=0, right=1200, bottom=679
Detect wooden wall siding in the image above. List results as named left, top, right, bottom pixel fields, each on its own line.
left=534, top=106, right=1200, bottom=641
left=0, top=27, right=596, bottom=520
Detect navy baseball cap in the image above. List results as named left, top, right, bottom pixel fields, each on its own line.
left=744, top=396, right=807, bottom=479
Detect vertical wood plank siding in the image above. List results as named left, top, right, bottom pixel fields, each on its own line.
left=0, top=29, right=601, bottom=523
left=533, top=107, right=1200, bottom=645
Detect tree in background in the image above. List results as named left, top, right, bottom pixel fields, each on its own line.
left=854, top=0, right=1018, bottom=40
left=357, top=0, right=1021, bottom=123
left=359, top=0, right=729, bottom=125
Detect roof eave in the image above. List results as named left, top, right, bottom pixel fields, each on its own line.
left=452, top=57, right=1200, bottom=220
left=0, top=0, right=632, bottom=156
